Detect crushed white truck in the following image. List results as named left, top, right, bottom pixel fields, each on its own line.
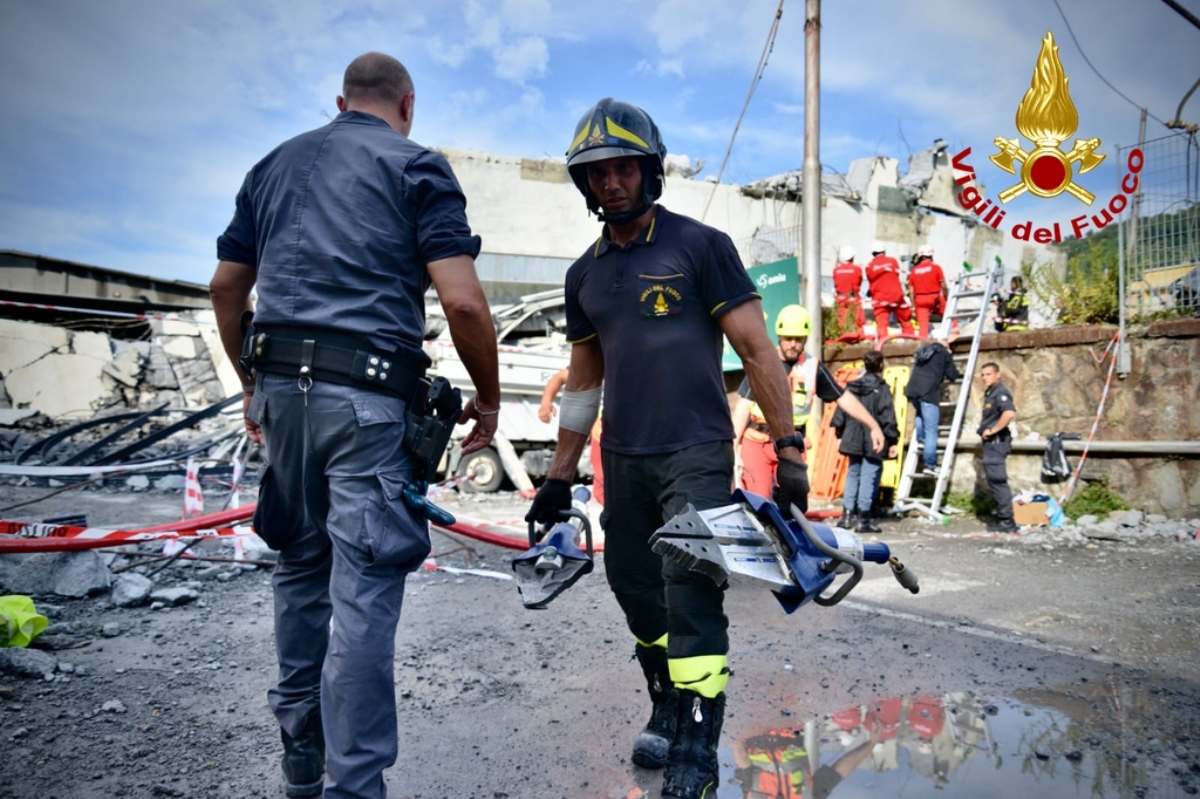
left=424, top=289, right=589, bottom=492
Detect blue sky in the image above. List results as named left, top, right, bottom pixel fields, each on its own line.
left=1, top=0, right=1197, bottom=286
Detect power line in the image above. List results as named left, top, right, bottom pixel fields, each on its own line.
left=701, top=0, right=785, bottom=223
left=1052, top=0, right=1168, bottom=127
left=1159, top=0, right=1200, bottom=32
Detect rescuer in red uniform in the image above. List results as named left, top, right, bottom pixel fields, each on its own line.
left=832, top=246, right=865, bottom=334
left=908, top=245, right=948, bottom=338
left=865, top=241, right=914, bottom=340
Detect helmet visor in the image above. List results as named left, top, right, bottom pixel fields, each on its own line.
left=567, top=145, right=647, bottom=168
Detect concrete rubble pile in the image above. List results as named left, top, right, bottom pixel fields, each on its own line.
left=981, top=509, right=1200, bottom=548
left=0, top=312, right=245, bottom=476
left=0, top=535, right=275, bottom=682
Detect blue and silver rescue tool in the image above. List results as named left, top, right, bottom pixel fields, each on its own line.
left=512, top=487, right=594, bottom=609
left=650, top=489, right=919, bottom=614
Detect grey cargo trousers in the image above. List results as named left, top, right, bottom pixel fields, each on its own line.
left=249, top=374, right=430, bottom=799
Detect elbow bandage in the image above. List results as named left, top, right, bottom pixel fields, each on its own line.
left=558, top=387, right=602, bottom=434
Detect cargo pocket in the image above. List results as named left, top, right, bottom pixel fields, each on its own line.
left=363, top=470, right=432, bottom=571
left=253, top=465, right=304, bottom=551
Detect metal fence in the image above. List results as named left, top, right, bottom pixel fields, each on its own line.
left=733, top=225, right=800, bottom=268
left=1120, top=131, right=1200, bottom=318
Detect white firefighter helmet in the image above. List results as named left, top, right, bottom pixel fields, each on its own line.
left=839, top=246, right=857, bottom=262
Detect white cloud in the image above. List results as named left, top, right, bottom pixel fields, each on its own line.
left=495, top=37, right=549, bottom=83
left=634, top=58, right=687, bottom=79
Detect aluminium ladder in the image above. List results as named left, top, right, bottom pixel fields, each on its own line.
left=892, top=257, right=1003, bottom=522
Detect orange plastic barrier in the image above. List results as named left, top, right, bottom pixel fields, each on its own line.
left=808, top=365, right=859, bottom=501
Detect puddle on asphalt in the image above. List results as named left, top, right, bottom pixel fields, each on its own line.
left=623, top=680, right=1199, bottom=798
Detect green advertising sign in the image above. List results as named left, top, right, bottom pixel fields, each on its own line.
left=722, top=257, right=801, bottom=371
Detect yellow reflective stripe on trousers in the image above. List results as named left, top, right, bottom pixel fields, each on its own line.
left=668, top=655, right=729, bottom=698
left=636, top=633, right=668, bottom=649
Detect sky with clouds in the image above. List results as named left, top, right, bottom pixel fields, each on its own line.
left=1, top=0, right=1197, bottom=285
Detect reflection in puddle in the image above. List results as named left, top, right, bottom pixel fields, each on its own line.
left=624, top=680, right=1198, bottom=798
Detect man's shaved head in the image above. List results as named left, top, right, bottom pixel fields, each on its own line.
left=342, top=52, right=413, bottom=105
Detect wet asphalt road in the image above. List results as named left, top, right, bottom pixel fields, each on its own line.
left=1, top=486, right=1198, bottom=798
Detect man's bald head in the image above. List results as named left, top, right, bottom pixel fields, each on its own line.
left=342, top=52, right=413, bottom=106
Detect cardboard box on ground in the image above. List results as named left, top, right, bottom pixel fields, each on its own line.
left=1013, top=501, right=1048, bottom=526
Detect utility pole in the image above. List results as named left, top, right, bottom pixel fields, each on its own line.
left=802, top=0, right=822, bottom=359
left=802, top=0, right=823, bottom=428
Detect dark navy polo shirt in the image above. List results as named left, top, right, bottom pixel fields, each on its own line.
left=564, top=205, right=759, bottom=455
left=216, top=111, right=480, bottom=362
left=979, top=380, right=1016, bottom=435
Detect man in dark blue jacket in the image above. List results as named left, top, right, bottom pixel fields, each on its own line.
left=832, top=350, right=899, bottom=532
left=903, top=338, right=960, bottom=476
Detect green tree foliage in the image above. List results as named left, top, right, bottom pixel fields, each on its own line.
left=1029, top=202, right=1199, bottom=325
left=1028, top=237, right=1122, bottom=325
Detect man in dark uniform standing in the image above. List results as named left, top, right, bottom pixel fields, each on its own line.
left=525, top=98, right=811, bottom=799
left=210, top=53, right=501, bottom=799
left=977, top=362, right=1017, bottom=532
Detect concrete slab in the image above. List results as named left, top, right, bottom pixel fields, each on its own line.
left=71, top=330, right=112, bottom=362
left=5, top=353, right=110, bottom=418
left=160, top=335, right=197, bottom=359
left=194, top=310, right=245, bottom=398
left=0, top=408, right=37, bottom=425
left=160, top=318, right=201, bottom=336
left=0, top=318, right=67, bottom=374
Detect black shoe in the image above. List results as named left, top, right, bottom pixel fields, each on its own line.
left=836, top=510, right=857, bottom=529
left=856, top=516, right=882, bottom=533
left=662, top=690, right=725, bottom=799
left=631, top=645, right=676, bottom=768
left=987, top=519, right=1019, bottom=533
left=281, top=708, right=325, bottom=798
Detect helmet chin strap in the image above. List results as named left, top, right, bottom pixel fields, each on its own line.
left=597, top=204, right=645, bottom=225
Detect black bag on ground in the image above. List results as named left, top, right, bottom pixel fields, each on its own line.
left=1041, top=432, right=1079, bottom=482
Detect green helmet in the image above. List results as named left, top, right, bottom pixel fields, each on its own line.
left=566, top=98, right=667, bottom=222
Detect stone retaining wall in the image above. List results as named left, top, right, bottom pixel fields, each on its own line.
left=824, top=319, right=1200, bottom=516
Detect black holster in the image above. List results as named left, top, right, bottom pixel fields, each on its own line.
left=403, top=377, right=462, bottom=484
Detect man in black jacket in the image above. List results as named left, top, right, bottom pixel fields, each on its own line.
left=832, top=350, right=899, bottom=532
left=903, top=338, right=961, bottom=477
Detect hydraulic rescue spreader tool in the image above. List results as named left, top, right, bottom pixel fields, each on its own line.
left=650, top=490, right=919, bottom=613
left=512, top=486, right=595, bottom=609
left=512, top=488, right=917, bottom=613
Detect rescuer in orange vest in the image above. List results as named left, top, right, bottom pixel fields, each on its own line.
left=732, top=305, right=883, bottom=500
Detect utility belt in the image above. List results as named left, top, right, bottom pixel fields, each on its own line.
left=240, top=318, right=462, bottom=525
left=240, top=322, right=427, bottom=402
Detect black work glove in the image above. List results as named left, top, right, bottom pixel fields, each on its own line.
left=773, top=457, right=810, bottom=515
left=525, top=478, right=573, bottom=525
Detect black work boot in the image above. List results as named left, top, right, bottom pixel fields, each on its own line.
left=281, top=708, right=325, bottom=798
left=661, top=690, right=726, bottom=799
left=856, top=515, right=882, bottom=534
left=632, top=645, right=677, bottom=768
left=836, top=509, right=856, bottom=529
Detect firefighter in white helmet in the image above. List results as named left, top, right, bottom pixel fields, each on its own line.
left=908, top=244, right=948, bottom=338
left=865, top=241, right=915, bottom=340
left=832, top=246, right=865, bottom=335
